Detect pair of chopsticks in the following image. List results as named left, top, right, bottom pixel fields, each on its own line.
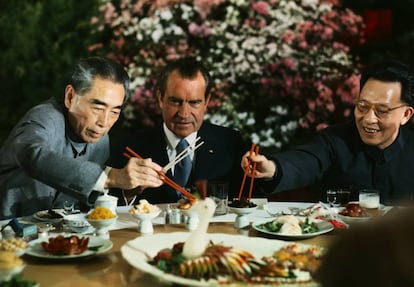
left=163, top=137, right=204, bottom=172
left=238, top=143, right=260, bottom=201
left=123, top=146, right=196, bottom=202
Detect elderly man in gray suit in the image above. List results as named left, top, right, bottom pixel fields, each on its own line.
left=0, top=57, right=163, bottom=219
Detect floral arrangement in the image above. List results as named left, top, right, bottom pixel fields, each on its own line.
left=92, top=0, right=365, bottom=150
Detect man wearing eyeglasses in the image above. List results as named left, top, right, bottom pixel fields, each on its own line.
left=242, top=60, right=414, bottom=205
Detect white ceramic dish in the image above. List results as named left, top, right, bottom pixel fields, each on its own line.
left=33, top=209, right=64, bottom=222
left=25, top=235, right=112, bottom=260
left=121, top=232, right=320, bottom=287
left=64, top=213, right=91, bottom=233
left=131, top=210, right=161, bottom=233
left=228, top=206, right=258, bottom=228
left=252, top=218, right=334, bottom=239
left=337, top=213, right=372, bottom=224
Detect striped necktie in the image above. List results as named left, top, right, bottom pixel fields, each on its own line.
left=173, top=139, right=192, bottom=193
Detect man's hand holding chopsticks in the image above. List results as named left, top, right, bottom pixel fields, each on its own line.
left=241, top=151, right=276, bottom=179
left=105, top=157, right=164, bottom=191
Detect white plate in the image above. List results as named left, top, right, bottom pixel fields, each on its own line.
left=121, top=232, right=321, bottom=287
left=337, top=213, right=372, bottom=224
left=33, top=209, right=64, bottom=222
left=25, top=235, right=112, bottom=260
left=252, top=218, right=334, bottom=239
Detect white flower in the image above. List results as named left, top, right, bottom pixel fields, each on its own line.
left=151, top=25, right=164, bottom=42
left=160, top=9, right=173, bottom=21
left=301, top=0, right=318, bottom=8
left=97, top=0, right=363, bottom=151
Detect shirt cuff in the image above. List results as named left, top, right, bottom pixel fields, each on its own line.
left=93, top=166, right=112, bottom=192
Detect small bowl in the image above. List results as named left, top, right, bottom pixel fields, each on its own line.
left=86, top=216, right=118, bottom=239
left=229, top=206, right=258, bottom=215
left=229, top=206, right=258, bottom=228
left=131, top=211, right=161, bottom=234
left=64, top=214, right=91, bottom=233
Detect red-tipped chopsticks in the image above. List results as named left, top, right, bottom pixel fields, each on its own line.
left=123, top=146, right=196, bottom=202
left=238, top=143, right=259, bottom=201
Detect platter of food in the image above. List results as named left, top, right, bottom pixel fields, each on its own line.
left=252, top=215, right=334, bottom=239
left=33, top=209, right=65, bottom=222
left=121, top=232, right=323, bottom=287
left=25, top=234, right=112, bottom=260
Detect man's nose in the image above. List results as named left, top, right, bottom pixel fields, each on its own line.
left=97, top=111, right=110, bottom=127
left=364, top=107, right=379, bottom=122
left=177, top=102, right=190, bottom=117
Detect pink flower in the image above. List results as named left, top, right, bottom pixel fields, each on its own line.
left=252, top=1, right=270, bottom=16
left=307, top=100, right=316, bottom=111
left=188, top=22, right=211, bottom=37
left=282, top=58, right=296, bottom=69
left=282, top=30, right=295, bottom=44
left=194, top=0, right=224, bottom=19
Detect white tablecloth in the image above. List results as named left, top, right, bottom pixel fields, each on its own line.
left=112, top=200, right=316, bottom=231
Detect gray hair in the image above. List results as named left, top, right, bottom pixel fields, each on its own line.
left=69, top=56, right=130, bottom=103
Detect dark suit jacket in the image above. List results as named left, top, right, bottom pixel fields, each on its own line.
left=109, top=122, right=248, bottom=204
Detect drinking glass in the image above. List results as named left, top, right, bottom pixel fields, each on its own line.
left=208, top=182, right=229, bottom=216
left=326, top=190, right=338, bottom=207
left=336, top=189, right=351, bottom=206
left=359, top=189, right=380, bottom=209
left=63, top=200, right=74, bottom=214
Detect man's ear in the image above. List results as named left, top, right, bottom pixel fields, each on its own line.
left=203, top=93, right=211, bottom=112
left=401, top=106, right=414, bottom=125
left=157, top=90, right=163, bottom=109
left=64, top=85, right=76, bottom=109
left=205, top=93, right=211, bottom=105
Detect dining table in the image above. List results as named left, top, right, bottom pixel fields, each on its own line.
left=5, top=200, right=345, bottom=287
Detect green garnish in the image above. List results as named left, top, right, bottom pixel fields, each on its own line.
left=2, top=274, right=38, bottom=287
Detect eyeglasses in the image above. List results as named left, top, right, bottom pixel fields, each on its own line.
left=355, top=99, right=407, bottom=119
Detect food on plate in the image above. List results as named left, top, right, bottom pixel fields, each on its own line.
left=87, top=206, right=116, bottom=220
left=129, top=199, right=160, bottom=215
left=339, top=202, right=369, bottom=217
left=41, top=235, right=89, bottom=255
left=150, top=241, right=322, bottom=284
left=0, top=251, right=23, bottom=269
left=256, top=215, right=319, bottom=235
left=47, top=209, right=64, bottom=219
left=0, top=238, right=29, bottom=253
left=228, top=197, right=257, bottom=208
left=177, top=198, right=197, bottom=210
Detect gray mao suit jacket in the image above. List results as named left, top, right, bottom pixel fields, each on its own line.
left=0, top=98, right=108, bottom=219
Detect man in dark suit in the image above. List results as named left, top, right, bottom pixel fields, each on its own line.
left=241, top=60, right=414, bottom=205
left=110, top=57, right=247, bottom=205
left=0, top=57, right=163, bottom=219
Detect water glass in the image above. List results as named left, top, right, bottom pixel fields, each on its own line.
left=336, top=189, right=351, bottom=206
left=63, top=200, right=74, bottom=214
left=208, top=182, right=229, bottom=215
left=326, top=190, right=338, bottom=207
